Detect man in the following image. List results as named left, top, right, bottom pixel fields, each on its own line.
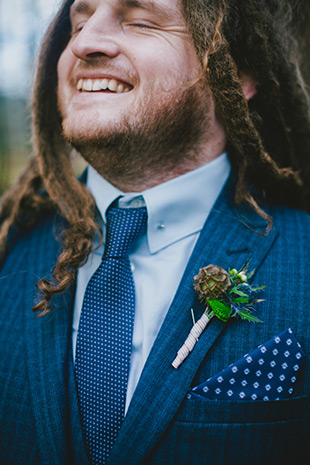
left=0, top=0, right=309, bottom=464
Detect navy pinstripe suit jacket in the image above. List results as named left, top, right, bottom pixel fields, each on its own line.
left=0, top=177, right=309, bottom=465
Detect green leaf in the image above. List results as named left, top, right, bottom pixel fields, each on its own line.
left=251, top=285, right=266, bottom=292
left=232, top=297, right=250, bottom=304
left=237, top=309, right=263, bottom=323
left=238, top=259, right=250, bottom=274
left=246, top=269, right=255, bottom=280
left=207, top=299, right=232, bottom=322
left=230, top=288, right=249, bottom=297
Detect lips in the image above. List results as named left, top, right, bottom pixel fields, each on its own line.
left=77, top=77, right=132, bottom=93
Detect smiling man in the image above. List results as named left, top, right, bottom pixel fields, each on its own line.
left=57, top=0, right=226, bottom=190
left=0, top=1, right=310, bottom=465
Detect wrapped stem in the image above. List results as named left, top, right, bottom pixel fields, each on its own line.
left=172, top=311, right=212, bottom=369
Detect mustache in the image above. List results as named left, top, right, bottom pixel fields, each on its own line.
left=69, top=61, right=138, bottom=87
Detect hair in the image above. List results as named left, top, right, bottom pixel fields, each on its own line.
left=0, top=0, right=309, bottom=316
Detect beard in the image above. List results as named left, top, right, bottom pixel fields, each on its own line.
left=60, top=80, right=215, bottom=189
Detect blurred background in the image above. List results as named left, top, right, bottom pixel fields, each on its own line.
left=0, top=0, right=309, bottom=195
left=0, top=0, right=62, bottom=193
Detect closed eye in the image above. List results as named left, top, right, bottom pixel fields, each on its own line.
left=128, top=22, right=158, bottom=29
left=71, top=22, right=86, bottom=35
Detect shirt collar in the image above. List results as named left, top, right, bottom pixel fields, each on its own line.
left=87, top=152, right=231, bottom=254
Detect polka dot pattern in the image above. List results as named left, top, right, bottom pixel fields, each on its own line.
left=188, top=328, right=305, bottom=402
left=75, top=206, right=147, bottom=465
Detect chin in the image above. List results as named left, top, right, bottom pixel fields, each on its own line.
left=62, top=113, right=118, bottom=143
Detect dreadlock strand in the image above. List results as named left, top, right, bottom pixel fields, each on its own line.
left=29, top=7, right=103, bottom=315
left=223, top=0, right=310, bottom=180
left=242, top=20, right=297, bottom=166
left=207, top=45, right=301, bottom=183
left=0, top=156, right=52, bottom=263
left=243, top=193, right=273, bottom=235
left=32, top=136, right=102, bottom=315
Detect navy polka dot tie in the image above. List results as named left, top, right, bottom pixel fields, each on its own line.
left=75, top=206, right=147, bottom=465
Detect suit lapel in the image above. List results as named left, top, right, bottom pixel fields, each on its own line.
left=21, top=177, right=279, bottom=465
left=67, top=346, right=91, bottom=464
left=23, top=213, right=88, bottom=464
left=107, top=178, right=279, bottom=465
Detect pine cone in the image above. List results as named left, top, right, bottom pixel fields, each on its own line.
left=194, top=265, right=231, bottom=300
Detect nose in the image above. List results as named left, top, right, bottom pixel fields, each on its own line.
left=70, top=9, right=121, bottom=61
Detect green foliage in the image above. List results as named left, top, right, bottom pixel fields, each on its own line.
left=207, top=299, right=231, bottom=322
left=203, top=262, right=265, bottom=324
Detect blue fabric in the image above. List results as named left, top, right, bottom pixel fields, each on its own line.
left=0, top=176, right=309, bottom=465
left=86, top=154, right=230, bottom=253
left=188, top=328, right=305, bottom=401
left=75, top=207, right=147, bottom=465
left=72, top=155, right=230, bottom=410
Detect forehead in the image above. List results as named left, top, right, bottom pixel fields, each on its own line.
left=69, top=0, right=184, bottom=19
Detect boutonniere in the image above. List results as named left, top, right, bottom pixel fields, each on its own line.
left=172, top=263, right=265, bottom=369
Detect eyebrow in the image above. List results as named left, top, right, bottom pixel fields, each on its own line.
left=70, top=0, right=177, bottom=21
left=121, top=0, right=176, bottom=19
left=70, top=0, right=92, bottom=17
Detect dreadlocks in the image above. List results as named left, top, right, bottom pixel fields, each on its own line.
left=0, top=0, right=309, bottom=315
left=184, top=0, right=309, bottom=207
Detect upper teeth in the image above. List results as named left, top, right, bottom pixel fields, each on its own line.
left=77, top=78, right=131, bottom=93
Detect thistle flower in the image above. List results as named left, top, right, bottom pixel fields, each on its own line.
left=172, top=263, right=265, bottom=369
left=194, top=265, right=231, bottom=300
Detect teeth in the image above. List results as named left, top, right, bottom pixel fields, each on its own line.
left=92, top=79, right=101, bottom=91
left=100, top=78, right=108, bottom=90
left=83, top=79, right=93, bottom=91
left=107, top=79, right=117, bottom=91
left=77, top=78, right=131, bottom=93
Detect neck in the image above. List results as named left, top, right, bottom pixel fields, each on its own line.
left=99, top=138, right=226, bottom=192
left=78, top=121, right=226, bottom=192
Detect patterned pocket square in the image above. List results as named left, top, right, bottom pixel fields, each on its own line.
left=188, top=328, right=305, bottom=401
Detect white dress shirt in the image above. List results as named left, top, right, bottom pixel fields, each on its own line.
left=72, top=153, right=231, bottom=411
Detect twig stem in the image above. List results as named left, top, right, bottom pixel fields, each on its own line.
left=172, top=310, right=212, bottom=369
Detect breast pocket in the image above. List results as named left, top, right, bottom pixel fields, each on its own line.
left=147, top=395, right=309, bottom=465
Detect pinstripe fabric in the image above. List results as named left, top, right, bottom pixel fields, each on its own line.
left=0, top=213, right=74, bottom=465
left=0, top=179, right=309, bottom=465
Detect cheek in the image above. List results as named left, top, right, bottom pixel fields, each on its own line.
left=135, top=40, right=202, bottom=90
left=132, top=53, right=186, bottom=93
left=57, top=51, right=73, bottom=116
left=180, top=42, right=203, bottom=80
left=57, top=47, right=74, bottom=87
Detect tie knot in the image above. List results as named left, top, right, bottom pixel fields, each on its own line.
left=103, top=207, right=147, bottom=259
